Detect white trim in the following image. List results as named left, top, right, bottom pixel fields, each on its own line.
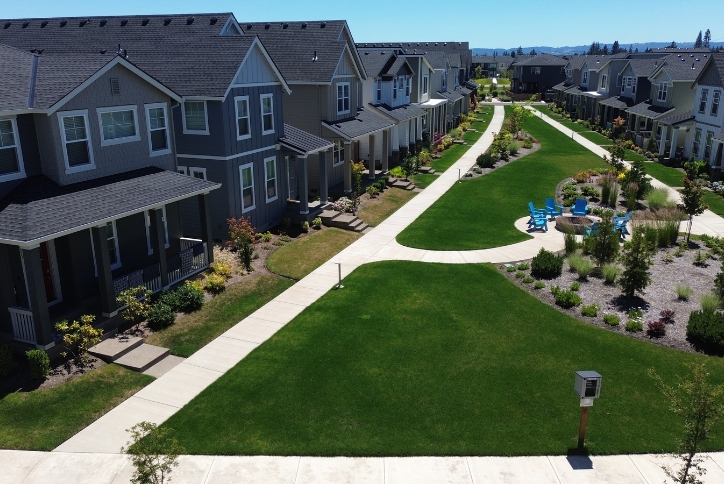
left=230, top=82, right=281, bottom=89
left=0, top=116, right=26, bottom=183
left=145, top=102, right=172, bottom=157
left=177, top=165, right=188, bottom=175
left=287, top=81, right=331, bottom=86
left=161, top=205, right=170, bottom=249
left=422, top=75, right=429, bottom=95
left=336, top=82, right=351, bottom=115
left=189, top=167, right=207, bottom=180
left=234, top=95, right=251, bottom=140
left=260, top=93, right=275, bottom=135
left=182, top=100, right=210, bottom=135
left=336, top=44, right=365, bottom=82
left=177, top=145, right=276, bottom=161
left=223, top=37, right=292, bottom=98
left=239, top=162, right=256, bottom=213
left=58, top=109, right=96, bottom=174
left=264, top=156, right=278, bottom=203
left=220, top=16, right=243, bottom=36
left=96, top=105, right=141, bottom=147
left=144, top=210, right=153, bottom=255
left=332, top=141, right=345, bottom=167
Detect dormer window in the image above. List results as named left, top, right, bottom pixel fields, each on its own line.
left=422, top=75, right=429, bottom=95
left=657, top=83, right=668, bottom=102
left=336, top=82, right=350, bottom=115
left=582, top=70, right=588, bottom=85
left=699, top=89, right=709, bottom=113
left=600, top=74, right=608, bottom=91
left=375, top=78, right=382, bottom=103
left=0, top=117, right=25, bottom=182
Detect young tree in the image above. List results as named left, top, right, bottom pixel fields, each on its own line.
left=124, top=421, right=184, bottom=484
left=607, top=138, right=626, bottom=173
left=695, top=31, right=703, bottom=48
left=622, top=159, right=652, bottom=200
left=590, top=211, right=620, bottom=266
left=619, top=228, right=655, bottom=298
left=351, top=160, right=365, bottom=212
left=117, top=286, right=153, bottom=334
left=680, top=159, right=708, bottom=243
left=648, top=364, right=724, bottom=484
left=474, top=65, right=483, bottom=79
left=506, top=102, right=534, bottom=136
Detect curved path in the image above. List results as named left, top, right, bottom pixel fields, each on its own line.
left=5, top=105, right=724, bottom=483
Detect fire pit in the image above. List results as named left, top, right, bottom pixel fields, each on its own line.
left=555, top=216, right=594, bottom=235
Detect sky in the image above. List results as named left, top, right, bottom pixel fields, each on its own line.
left=2, top=0, right=722, bottom=49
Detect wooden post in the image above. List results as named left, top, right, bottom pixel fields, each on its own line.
left=578, top=406, right=589, bottom=449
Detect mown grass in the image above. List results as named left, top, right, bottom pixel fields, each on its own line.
left=578, top=130, right=612, bottom=145
left=160, top=262, right=724, bottom=456
left=409, top=173, right=439, bottom=189
left=145, top=274, right=294, bottom=357
left=644, top=162, right=685, bottom=187
left=0, top=364, right=152, bottom=450
left=704, top=191, right=724, bottom=217
left=533, top=105, right=587, bottom=132
left=428, top=108, right=494, bottom=173
left=267, top=228, right=361, bottom=280
left=357, top=187, right=418, bottom=227
left=397, top=109, right=607, bottom=250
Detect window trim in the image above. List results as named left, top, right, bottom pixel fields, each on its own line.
left=0, top=116, right=26, bottom=183
left=711, top=91, right=720, bottom=117
left=182, top=100, right=210, bottom=135
left=657, top=83, right=669, bottom=102
left=531, top=67, right=541, bottom=75
left=694, top=128, right=702, bottom=157
left=144, top=102, right=171, bottom=157
left=239, top=162, right=255, bottom=213
left=582, top=70, right=589, bottom=85
left=264, top=156, right=278, bottom=203
left=189, top=167, right=207, bottom=180
left=234, top=95, right=251, bottom=140
left=177, top=166, right=188, bottom=175
left=336, top=82, right=351, bottom=115
left=260, top=94, right=275, bottom=135
left=333, top=141, right=345, bottom=167
left=600, top=74, right=608, bottom=91
left=96, top=105, right=141, bottom=147
left=58, top=109, right=96, bottom=174
left=405, top=76, right=411, bottom=97
left=699, top=89, right=709, bottom=114
left=422, top=75, right=429, bottom=95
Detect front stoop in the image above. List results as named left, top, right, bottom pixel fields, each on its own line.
left=114, top=344, right=170, bottom=372
left=88, top=336, right=144, bottom=363
left=417, top=166, right=436, bottom=174
left=143, top=354, right=185, bottom=378
left=320, top=210, right=369, bottom=232
left=392, top=179, right=416, bottom=190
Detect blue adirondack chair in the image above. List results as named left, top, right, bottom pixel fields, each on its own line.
left=530, top=215, right=548, bottom=232
left=614, top=211, right=633, bottom=239
left=528, top=202, right=547, bottom=226
left=545, top=198, right=564, bottom=219
left=571, top=198, right=588, bottom=216
left=584, top=223, right=599, bottom=237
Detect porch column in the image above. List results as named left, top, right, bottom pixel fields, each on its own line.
left=197, top=193, right=214, bottom=265
left=670, top=128, right=680, bottom=159
left=90, top=225, right=118, bottom=318
left=368, top=133, right=376, bottom=180
left=417, top=116, right=423, bottom=142
left=659, top=125, right=668, bottom=158
left=344, top=141, right=353, bottom=195
left=148, top=210, right=169, bottom=289
left=21, top=246, right=53, bottom=348
left=382, top=128, right=390, bottom=173
left=298, top=155, right=309, bottom=214
left=319, top=149, right=329, bottom=205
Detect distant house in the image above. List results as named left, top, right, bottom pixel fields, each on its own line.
left=684, top=53, right=724, bottom=170
left=511, top=54, right=567, bottom=97
left=472, top=55, right=513, bottom=78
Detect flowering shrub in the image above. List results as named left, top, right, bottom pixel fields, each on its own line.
left=647, top=320, right=666, bottom=338
left=331, top=197, right=355, bottom=213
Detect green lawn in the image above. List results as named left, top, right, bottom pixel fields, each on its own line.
left=601, top=147, right=648, bottom=162
left=643, top=162, right=685, bottom=187
left=704, top=191, right=724, bottom=217
left=267, top=228, right=361, bottom=280
left=160, top=262, right=724, bottom=456
left=397, top=110, right=607, bottom=250
left=358, top=187, right=418, bottom=227
left=533, top=105, right=587, bottom=132
left=410, top=173, right=438, bottom=189
left=0, top=364, right=152, bottom=450
left=428, top=110, right=494, bottom=173
left=579, top=131, right=612, bottom=146
left=145, top=274, right=294, bottom=357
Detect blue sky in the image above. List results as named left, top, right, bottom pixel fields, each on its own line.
left=3, top=0, right=721, bottom=49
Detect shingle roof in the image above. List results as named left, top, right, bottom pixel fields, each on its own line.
left=279, top=124, right=334, bottom=155
left=437, top=90, right=463, bottom=102
left=322, top=108, right=393, bottom=140
left=660, top=55, right=708, bottom=81
left=659, top=109, right=694, bottom=126
left=0, top=167, right=220, bottom=245
left=455, top=85, right=473, bottom=96
left=371, top=103, right=426, bottom=122
left=564, top=55, right=588, bottom=70
left=358, top=50, right=394, bottom=77
left=423, top=51, right=450, bottom=70
left=715, top=132, right=724, bottom=142
left=242, top=20, right=358, bottom=83
left=626, top=58, right=664, bottom=77
left=626, top=100, right=674, bottom=118
left=552, top=81, right=574, bottom=91
left=0, top=44, right=35, bottom=111
left=513, top=53, right=567, bottom=67
left=384, top=57, right=411, bottom=77
left=465, top=80, right=479, bottom=90
left=599, top=96, right=635, bottom=109
left=0, top=13, right=261, bottom=98
left=695, top=53, right=724, bottom=87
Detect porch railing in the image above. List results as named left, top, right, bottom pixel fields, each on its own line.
left=113, top=263, right=163, bottom=299
left=9, top=307, right=36, bottom=344
left=180, top=237, right=203, bottom=251
left=167, top=242, right=208, bottom=286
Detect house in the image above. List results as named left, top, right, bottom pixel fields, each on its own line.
left=0, top=41, right=219, bottom=351
left=552, top=55, right=586, bottom=111
left=511, top=54, right=567, bottom=98
left=684, top=53, right=724, bottom=171
left=472, top=54, right=514, bottom=78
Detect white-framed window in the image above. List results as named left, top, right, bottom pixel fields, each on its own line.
left=337, top=82, right=350, bottom=114
left=333, top=141, right=345, bottom=166
left=58, top=110, right=95, bottom=174
left=705, top=131, right=714, bottom=160
left=572, top=96, right=578, bottom=106
left=97, top=105, right=140, bottom=146
left=711, top=91, right=720, bottom=116
left=405, top=77, right=411, bottom=97
left=442, top=71, right=447, bottom=90
left=260, top=94, right=274, bottom=135
left=234, top=96, right=251, bottom=140
left=600, top=74, right=608, bottom=90
left=106, top=220, right=121, bottom=270
left=422, top=75, right=429, bottom=95
left=393, top=78, right=398, bottom=100
left=699, top=89, right=709, bottom=113
left=177, top=166, right=188, bottom=175
left=375, top=78, right=382, bottom=103
left=694, top=128, right=702, bottom=156
left=0, top=117, right=26, bottom=182
left=632, top=79, right=637, bottom=94
left=582, top=70, right=589, bottom=85
left=240, top=163, right=255, bottom=212
left=182, top=100, right=209, bottom=135
left=264, top=156, right=278, bottom=202
left=189, top=167, right=207, bottom=180
left=657, top=83, right=669, bottom=102
left=145, top=103, right=170, bottom=156
left=531, top=67, right=541, bottom=75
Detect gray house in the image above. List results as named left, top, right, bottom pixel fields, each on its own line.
left=511, top=54, right=567, bottom=98
left=684, top=53, right=724, bottom=168
left=0, top=42, right=218, bottom=351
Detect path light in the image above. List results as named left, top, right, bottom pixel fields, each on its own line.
left=574, top=371, right=602, bottom=449
left=335, top=262, right=343, bottom=289
left=458, top=168, right=461, bottom=183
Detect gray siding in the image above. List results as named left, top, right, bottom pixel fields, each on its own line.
left=283, top=85, right=325, bottom=136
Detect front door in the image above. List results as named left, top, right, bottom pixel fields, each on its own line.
left=38, top=241, right=60, bottom=304
left=287, top=156, right=298, bottom=201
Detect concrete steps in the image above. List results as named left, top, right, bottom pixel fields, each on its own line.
left=88, top=336, right=144, bottom=363
left=143, top=354, right=185, bottom=378
left=417, top=166, right=436, bottom=174
left=320, top=210, right=369, bottom=233
left=392, top=179, right=416, bottom=190
left=114, top=344, right=170, bottom=373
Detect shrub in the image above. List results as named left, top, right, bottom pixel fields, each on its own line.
left=261, top=231, right=273, bottom=242
left=26, top=349, right=50, bottom=379
left=389, top=166, right=405, bottom=177
left=54, top=315, right=103, bottom=363
left=603, top=314, right=620, bottom=326
left=300, top=221, right=310, bottom=233
left=508, top=141, right=520, bottom=155
left=204, top=273, right=226, bottom=294
left=522, top=138, right=533, bottom=149
left=281, top=217, right=292, bottom=232
left=210, top=261, right=233, bottom=279
left=590, top=211, right=620, bottom=266
left=628, top=308, right=644, bottom=319
left=570, top=281, right=581, bottom=291
left=523, top=276, right=535, bottom=283
left=0, top=343, right=12, bottom=377
left=366, top=186, right=380, bottom=198
left=534, top=281, right=546, bottom=289
left=660, top=309, right=676, bottom=324
left=227, top=216, right=256, bottom=249
left=619, top=228, right=655, bottom=298
left=147, top=302, right=176, bottom=329
left=531, top=248, right=563, bottom=279
left=476, top=152, right=496, bottom=169
left=568, top=254, right=593, bottom=280
left=581, top=304, right=600, bottom=317
left=602, top=264, right=619, bottom=284
left=516, top=262, right=529, bottom=270
left=506, top=265, right=516, bottom=272
left=645, top=187, right=675, bottom=210
left=175, top=281, right=205, bottom=313
left=694, top=250, right=709, bottom=266
left=608, top=183, right=619, bottom=208
left=700, top=294, right=720, bottom=312
left=240, top=240, right=254, bottom=272
left=555, top=289, right=582, bottom=309
left=647, top=320, right=667, bottom=338
left=116, top=286, right=152, bottom=332
left=581, top=186, right=600, bottom=199
left=626, top=320, right=644, bottom=332
left=312, top=217, right=323, bottom=229
left=564, top=232, right=577, bottom=255
left=515, top=271, right=525, bottom=279
left=677, top=284, right=692, bottom=301
left=687, top=310, right=724, bottom=355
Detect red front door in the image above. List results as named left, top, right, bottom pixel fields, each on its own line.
left=39, top=242, right=56, bottom=303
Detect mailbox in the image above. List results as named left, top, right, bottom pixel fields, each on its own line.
left=574, top=371, right=602, bottom=399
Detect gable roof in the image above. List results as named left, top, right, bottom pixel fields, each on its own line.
left=0, top=44, right=36, bottom=111
left=625, top=58, right=666, bottom=78
left=279, top=124, right=334, bottom=155
left=359, top=50, right=395, bottom=77
left=654, top=55, right=708, bottom=81
left=322, top=108, right=393, bottom=140
left=693, top=52, right=724, bottom=87
left=423, top=51, right=451, bottom=70
left=626, top=100, right=674, bottom=119
left=513, top=54, right=567, bottom=67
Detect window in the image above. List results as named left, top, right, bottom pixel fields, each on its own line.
left=632, top=79, right=637, bottom=94
left=616, top=75, right=622, bottom=87
left=422, top=75, right=429, bottom=95
left=375, top=79, right=382, bottom=103
left=657, top=83, right=669, bottom=102
left=601, top=74, right=608, bottom=90
left=705, top=131, right=714, bottom=160
left=177, top=166, right=187, bottom=175
left=234, top=96, right=251, bottom=139
left=531, top=67, right=541, bottom=75
left=0, top=117, right=25, bottom=181
left=189, top=167, right=206, bottom=180
left=694, top=129, right=702, bottom=156
left=712, top=91, right=720, bottom=116
left=97, top=106, right=139, bottom=146
left=699, top=89, right=709, bottom=113
left=333, top=141, right=345, bottom=166
left=393, top=78, right=397, bottom=100
left=336, top=83, right=350, bottom=115
left=582, top=70, right=588, bottom=84
left=260, top=94, right=274, bottom=134
left=106, top=220, right=121, bottom=270
left=59, top=110, right=94, bottom=173
left=182, top=101, right=208, bottom=134
left=264, top=156, right=277, bottom=202
left=406, top=77, right=410, bottom=97
left=145, top=103, right=170, bottom=156
left=240, top=163, right=255, bottom=212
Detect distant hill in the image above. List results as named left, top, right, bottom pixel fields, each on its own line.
left=473, top=42, right=723, bottom=56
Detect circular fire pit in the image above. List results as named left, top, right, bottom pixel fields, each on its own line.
left=555, top=216, right=594, bottom=235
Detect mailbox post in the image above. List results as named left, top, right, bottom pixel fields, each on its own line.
left=574, top=371, right=602, bottom=449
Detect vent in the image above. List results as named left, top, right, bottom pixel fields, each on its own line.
left=301, top=22, right=307, bottom=29
left=247, top=24, right=253, bottom=29
left=121, top=19, right=128, bottom=26
left=22, top=21, right=30, bottom=28
left=3, top=22, right=10, bottom=29
left=60, top=20, right=67, bottom=27
left=210, top=17, right=218, bottom=25
left=41, top=20, right=48, bottom=28
left=100, top=49, right=107, bottom=54
left=37, top=48, right=44, bottom=55
left=142, top=18, right=149, bottom=26
left=79, top=19, right=90, bottom=27
left=264, top=23, right=270, bottom=29
left=320, top=21, right=326, bottom=28
left=186, top=16, right=195, bottom=25
left=164, top=18, right=171, bottom=26
left=110, top=78, right=120, bottom=95
left=99, top=19, right=107, bottom=27
left=282, top=23, right=288, bottom=29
